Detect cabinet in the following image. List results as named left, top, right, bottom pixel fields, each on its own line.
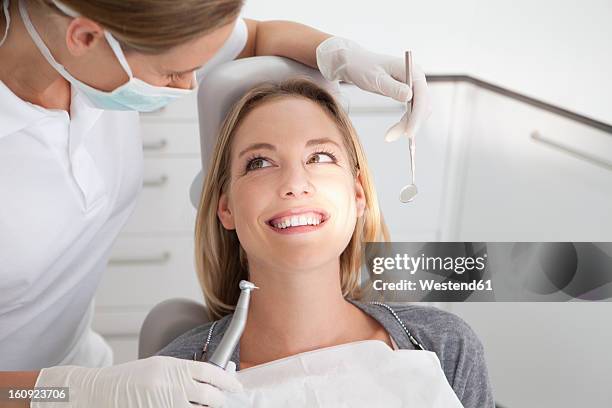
left=345, top=83, right=456, bottom=241
left=440, top=83, right=612, bottom=241
left=93, top=92, right=204, bottom=363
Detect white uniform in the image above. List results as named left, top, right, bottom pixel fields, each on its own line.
left=0, top=17, right=248, bottom=370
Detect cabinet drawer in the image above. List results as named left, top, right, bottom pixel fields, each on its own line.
left=140, top=122, right=201, bottom=156
left=139, top=91, right=198, bottom=121
left=123, top=158, right=201, bottom=234
left=96, top=235, right=202, bottom=310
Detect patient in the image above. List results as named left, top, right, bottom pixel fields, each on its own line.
left=158, top=78, right=494, bottom=407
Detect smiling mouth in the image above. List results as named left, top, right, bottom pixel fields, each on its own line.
left=266, top=218, right=329, bottom=234
left=266, top=211, right=330, bottom=234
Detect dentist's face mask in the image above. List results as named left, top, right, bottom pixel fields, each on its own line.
left=17, top=0, right=197, bottom=112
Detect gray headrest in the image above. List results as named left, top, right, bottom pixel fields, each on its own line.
left=189, top=56, right=340, bottom=207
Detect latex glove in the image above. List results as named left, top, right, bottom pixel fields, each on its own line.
left=316, top=36, right=432, bottom=142
left=31, top=356, right=243, bottom=408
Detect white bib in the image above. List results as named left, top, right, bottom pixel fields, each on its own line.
left=226, top=340, right=464, bottom=408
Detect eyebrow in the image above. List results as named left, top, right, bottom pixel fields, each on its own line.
left=238, top=138, right=343, bottom=159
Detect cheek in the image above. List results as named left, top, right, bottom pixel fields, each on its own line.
left=315, top=172, right=358, bottom=219
left=318, top=169, right=355, bottom=197
left=230, top=179, right=272, bottom=236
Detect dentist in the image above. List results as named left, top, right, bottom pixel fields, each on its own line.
left=0, top=0, right=430, bottom=406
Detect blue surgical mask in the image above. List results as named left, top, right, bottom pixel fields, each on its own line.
left=18, top=0, right=197, bottom=112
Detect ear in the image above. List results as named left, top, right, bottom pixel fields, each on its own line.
left=64, top=17, right=106, bottom=56
left=354, top=170, right=366, bottom=218
left=217, top=192, right=236, bottom=230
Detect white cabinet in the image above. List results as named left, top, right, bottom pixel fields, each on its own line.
left=93, top=92, right=203, bottom=363
left=450, top=302, right=612, bottom=408
left=344, top=83, right=456, bottom=241
left=122, top=158, right=201, bottom=234
left=441, top=83, right=612, bottom=241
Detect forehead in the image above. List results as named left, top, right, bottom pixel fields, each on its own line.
left=232, top=96, right=345, bottom=149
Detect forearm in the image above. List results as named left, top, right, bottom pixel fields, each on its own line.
left=0, top=371, right=40, bottom=407
left=240, top=19, right=332, bottom=68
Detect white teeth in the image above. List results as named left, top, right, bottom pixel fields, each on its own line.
left=271, top=212, right=324, bottom=229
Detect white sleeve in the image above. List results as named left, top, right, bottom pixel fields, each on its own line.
left=196, top=17, right=248, bottom=82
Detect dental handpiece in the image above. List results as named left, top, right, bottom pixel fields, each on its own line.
left=207, top=280, right=258, bottom=369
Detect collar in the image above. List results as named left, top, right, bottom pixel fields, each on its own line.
left=0, top=79, right=104, bottom=149
left=0, top=79, right=49, bottom=139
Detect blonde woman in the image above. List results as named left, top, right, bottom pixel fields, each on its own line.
left=159, top=79, right=494, bottom=408
left=0, top=0, right=432, bottom=405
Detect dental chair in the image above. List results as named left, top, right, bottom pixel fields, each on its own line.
left=139, top=56, right=339, bottom=358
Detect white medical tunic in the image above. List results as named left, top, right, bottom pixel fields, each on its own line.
left=0, top=18, right=247, bottom=370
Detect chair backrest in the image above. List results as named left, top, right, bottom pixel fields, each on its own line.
left=138, top=298, right=210, bottom=359
left=189, top=56, right=339, bottom=207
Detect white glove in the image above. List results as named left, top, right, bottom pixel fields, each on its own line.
left=316, top=36, right=432, bottom=142
left=31, top=356, right=243, bottom=408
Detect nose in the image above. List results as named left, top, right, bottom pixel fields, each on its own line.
left=278, top=162, right=315, bottom=199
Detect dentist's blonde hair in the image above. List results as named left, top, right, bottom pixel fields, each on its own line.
left=32, top=0, right=243, bottom=54
left=196, top=78, right=390, bottom=320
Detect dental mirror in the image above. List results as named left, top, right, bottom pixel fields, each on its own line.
left=400, top=135, right=417, bottom=202
left=399, top=50, right=417, bottom=203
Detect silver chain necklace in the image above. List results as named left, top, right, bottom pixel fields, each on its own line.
left=367, top=301, right=426, bottom=351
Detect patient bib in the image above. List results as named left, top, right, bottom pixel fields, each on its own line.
left=225, top=339, right=464, bottom=408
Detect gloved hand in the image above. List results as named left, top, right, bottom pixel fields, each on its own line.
left=316, top=36, right=432, bottom=142
left=31, top=356, right=243, bottom=408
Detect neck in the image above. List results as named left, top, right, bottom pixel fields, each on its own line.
left=0, top=0, right=70, bottom=110
left=239, top=256, right=373, bottom=365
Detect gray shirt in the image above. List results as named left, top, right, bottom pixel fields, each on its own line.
left=158, top=299, right=495, bottom=408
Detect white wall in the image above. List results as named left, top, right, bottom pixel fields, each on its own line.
left=243, top=0, right=612, bottom=123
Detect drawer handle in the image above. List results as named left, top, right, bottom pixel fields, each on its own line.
left=143, top=139, right=168, bottom=151
left=108, top=251, right=171, bottom=266
left=143, top=175, right=168, bottom=188
left=141, top=106, right=167, bottom=116
left=530, top=131, right=612, bottom=172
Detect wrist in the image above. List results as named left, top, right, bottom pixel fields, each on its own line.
left=316, top=36, right=357, bottom=82
left=33, top=366, right=100, bottom=407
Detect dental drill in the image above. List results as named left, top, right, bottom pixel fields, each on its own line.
left=207, top=280, right=259, bottom=369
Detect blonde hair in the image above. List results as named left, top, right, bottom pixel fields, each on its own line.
left=196, top=78, right=390, bottom=320
left=34, top=0, right=243, bottom=54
